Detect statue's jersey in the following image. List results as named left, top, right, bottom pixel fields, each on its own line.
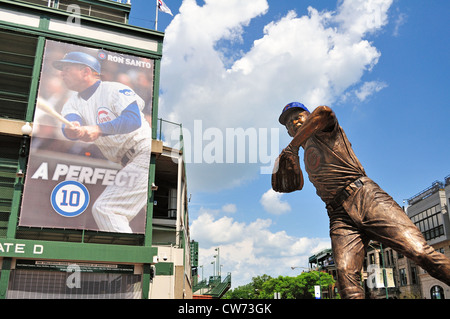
left=303, top=120, right=366, bottom=205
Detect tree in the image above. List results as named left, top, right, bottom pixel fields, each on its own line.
left=259, top=271, right=335, bottom=299
left=223, top=274, right=272, bottom=299
left=222, top=282, right=255, bottom=299
left=259, top=275, right=300, bottom=299
left=223, top=271, right=335, bottom=299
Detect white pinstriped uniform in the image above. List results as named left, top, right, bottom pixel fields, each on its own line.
left=61, top=81, right=151, bottom=233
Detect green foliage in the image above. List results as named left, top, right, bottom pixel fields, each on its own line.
left=223, top=275, right=272, bottom=299
left=223, top=271, right=336, bottom=299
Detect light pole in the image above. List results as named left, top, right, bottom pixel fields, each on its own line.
left=199, top=265, right=204, bottom=282
left=215, top=247, right=220, bottom=278
left=199, top=265, right=204, bottom=293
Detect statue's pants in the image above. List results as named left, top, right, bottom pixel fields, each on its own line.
left=328, top=177, right=450, bottom=299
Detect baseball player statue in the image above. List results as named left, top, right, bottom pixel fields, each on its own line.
left=272, top=102, right=450, bottom=298
left=53, top=51, right=152, bottom=233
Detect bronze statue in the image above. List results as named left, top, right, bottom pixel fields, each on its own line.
left=272, top=102, right=450, bottom=299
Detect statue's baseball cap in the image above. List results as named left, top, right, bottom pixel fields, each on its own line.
left=279, top=102, right=310, bottom=125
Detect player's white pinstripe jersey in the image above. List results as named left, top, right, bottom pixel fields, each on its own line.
left=61, top=81, right=151, bottom=164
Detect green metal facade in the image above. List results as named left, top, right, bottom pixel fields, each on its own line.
left=0, top=0, right=164, bottom=298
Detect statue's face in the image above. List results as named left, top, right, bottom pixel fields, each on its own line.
left=285, top=110, right=309, bottom=137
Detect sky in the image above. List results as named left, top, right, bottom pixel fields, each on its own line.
left=128, top=0, right=450, bottom=288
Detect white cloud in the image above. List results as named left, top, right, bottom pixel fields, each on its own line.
left=335, top=0, right=393, bottom=37
left=190, top=210, right=330, bottom=287
left=393, top=11, right=407, bottom=37
left=191, top=212, right=246, bottom=244
left=260, top=189, right=291, bottom=215
left=222, top=203, right=237, bottom=214
left=160, top=0, right=393, bottom=192
left=355, top=80, right=388, bottom=101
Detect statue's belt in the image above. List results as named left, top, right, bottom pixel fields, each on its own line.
left=326, top=176, right=369, bottom=211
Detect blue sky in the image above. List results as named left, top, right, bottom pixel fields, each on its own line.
left=128, top=0, right=450, bottom=288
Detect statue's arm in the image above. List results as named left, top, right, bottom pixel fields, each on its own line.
left=289, top=105, right=336, bottom=149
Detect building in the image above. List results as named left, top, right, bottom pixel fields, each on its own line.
left=362, top=176, right=450, bottom=299
left=0, top=0, right=194, bottom=299
left=308, top=248, right=338, bottom=299
left=404, top=175, right=450, bottom=299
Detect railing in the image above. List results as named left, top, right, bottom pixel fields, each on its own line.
left=206, top=273, right=231, bottom=298
left=445, top=174, right=450, bottom=187
left=407, top=180, right=443, bottom=206
left=157, top=118, right=183, bottom=149
left=193, top=273, right=231, bottom=299
left=192, top=279, right=208, bottom=292
left=22, top=0, right=131, bottom=23
left=109, top=0, right=131, bottom=4
left=36, top=0, right=131, bottom=7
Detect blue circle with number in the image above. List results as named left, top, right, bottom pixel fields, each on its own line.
left=51, top=181, right=90, bottom=217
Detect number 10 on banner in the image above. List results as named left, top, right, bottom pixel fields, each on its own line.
left=51, top=181, right=90, bottom=217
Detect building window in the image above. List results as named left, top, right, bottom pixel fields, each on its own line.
left=430, top=285, right=445, bottom=299
left=399, top=268, right=407, bottom=286
left=0, top=136, right=21, bottom=238
left=413, top=204, right=444, bottom=241
left=388, top=250, right=394, bottom=266
left=410, top=266, right=418, bottom=285
left=0, top=30, right=37, bottom=120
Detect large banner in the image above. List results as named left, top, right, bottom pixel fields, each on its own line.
left=20, top=40, right=154, bottom=234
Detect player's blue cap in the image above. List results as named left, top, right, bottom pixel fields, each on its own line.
left=52, top=51, right=101, bottom=74
left=279, top=102, right=309, bottom=125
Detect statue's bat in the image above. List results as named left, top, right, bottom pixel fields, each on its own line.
left=36, top=98, right=74, bottom=127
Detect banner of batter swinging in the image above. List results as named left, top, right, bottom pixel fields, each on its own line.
left=20, top=40, right=154, bottom=234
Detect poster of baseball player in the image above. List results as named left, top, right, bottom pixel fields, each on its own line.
left=20, top=40, right=154, bottom=234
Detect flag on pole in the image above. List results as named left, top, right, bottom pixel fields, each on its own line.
left=158, top=0, right=173, bottom=16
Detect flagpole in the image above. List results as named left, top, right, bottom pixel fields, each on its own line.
left=155, top=0, right=159, bottom=30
